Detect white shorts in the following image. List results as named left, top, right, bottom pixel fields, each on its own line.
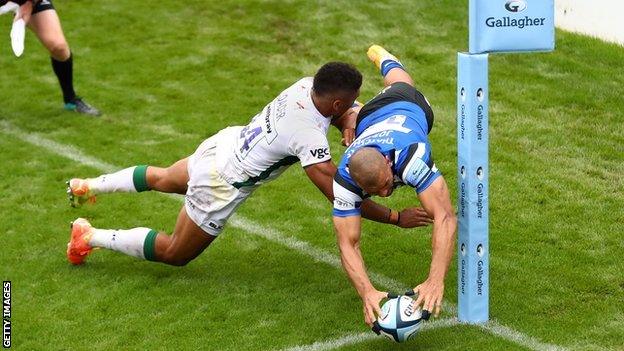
left=185, top=134, right=253, bottom=236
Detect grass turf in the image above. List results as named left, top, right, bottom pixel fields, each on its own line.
left=1, top=0, right=623, bottom=350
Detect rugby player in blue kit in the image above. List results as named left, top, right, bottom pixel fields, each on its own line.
left=332, top=45, right=457, bottom=327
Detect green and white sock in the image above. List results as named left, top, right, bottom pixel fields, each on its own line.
left=89, top=227, right=159, bottom=261
left=88, top=165, right=150, bottom=194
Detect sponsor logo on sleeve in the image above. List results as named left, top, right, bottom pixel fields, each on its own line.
left=334, top=198, right=352, bottom=210
left=309, top=148, right=329, bottom=159
left=409, top=161, right=429, bottom=185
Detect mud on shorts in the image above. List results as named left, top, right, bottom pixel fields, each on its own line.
left=185, top=134, right=253, bottom=237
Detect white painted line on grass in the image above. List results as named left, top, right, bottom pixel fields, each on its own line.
left=477, top=321, right=569, bottom=351
left=230, top=216, right=416, bottom=297
left=280, top=318, right=459, bottom=351
left=0, top=121, right=569, bottom=351
left=282, top=332, right=376, bottom=351
left=0, top=120, right=118, bottom=174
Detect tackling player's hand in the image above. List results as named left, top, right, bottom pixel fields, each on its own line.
left=413, top=278, right=444, bottom=317
left=341, top=127, right=355, bottom=146
left=16, top=0, right=32, bottom=24
left=361, top=288, right=387, bottom=327
left=397, top=207, right=433, bottom=228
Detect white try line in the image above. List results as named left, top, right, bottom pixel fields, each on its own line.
left=236, top=212, right=565, bottom=351
left=0, top=120, right=569, bottom=351
left=280, top=318, right=460, bottom=351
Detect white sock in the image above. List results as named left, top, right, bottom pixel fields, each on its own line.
left=89, top=227, right=155, bottom=260
left=88, top=166, right=147, bottom=194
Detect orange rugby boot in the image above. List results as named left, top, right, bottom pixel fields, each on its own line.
left=67, top=218, right=94, bottom=265
left=67, top=178, right=96, bottom=207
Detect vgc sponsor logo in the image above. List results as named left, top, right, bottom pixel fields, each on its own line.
left=309, top=148, right=329, bottom=159
left=505, top=0, right=527, bottom=13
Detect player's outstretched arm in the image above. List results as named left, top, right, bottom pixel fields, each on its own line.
left=333, top=215, right=387, bottom=326
left=412, top=176, right=457, bottom=317
left=361, top=199, right=432, bottom=227
left=304, top=162, right=387, bottom=219
left=304, top=163, right=431, bottom=227
left=367, top=45, right=414, bottom=87
left=331, top=102, right=362, bottom=146
left=304, top=161, right=337, bottom=203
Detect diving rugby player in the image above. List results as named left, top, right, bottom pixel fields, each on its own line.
left=332, top=47, right=456, bottom=326
left=66, top=62, right=432, bottom=267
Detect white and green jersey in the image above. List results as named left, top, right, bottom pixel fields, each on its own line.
left=214, top=77, right=332, bottom=188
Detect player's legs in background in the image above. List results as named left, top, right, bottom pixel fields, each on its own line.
left=28, top=9, right=69, bottom=62
left=68, top=206, right=216, bottom=266
left=367, top=45, right=414, bottom=87
left=67, top=158, right=189, bottom=207
left=28, top=7, right=100, bottom=116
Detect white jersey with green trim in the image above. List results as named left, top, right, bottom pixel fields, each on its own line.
left=214, top=77, right=332, bottom=188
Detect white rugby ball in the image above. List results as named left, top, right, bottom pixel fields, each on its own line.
left=372, top=295, right=428, bottom=342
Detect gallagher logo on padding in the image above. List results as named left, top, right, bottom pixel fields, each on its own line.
left=505, top=0, right=527, bottom=13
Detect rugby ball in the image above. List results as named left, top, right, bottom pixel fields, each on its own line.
left=372, top=295, right=429, bottom=342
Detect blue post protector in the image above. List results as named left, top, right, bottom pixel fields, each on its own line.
left=469, top=0, right=555, bottom=53
left=457, top=52, right=489, bottom=324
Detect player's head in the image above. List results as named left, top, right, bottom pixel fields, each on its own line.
left=349, top=147, right=394, bottom=197
left=313, top=62, right=362, bottom=118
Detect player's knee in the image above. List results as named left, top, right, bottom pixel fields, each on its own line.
left=49, top=41, right=70, bottom=61
left=160, top=250, right=193, bottom=267
left=163, top=166, right=187, bottom=193
left=146, top=166, right=167, bottom=190
left=168, top=258, right=192, bottom=267
left=162, top=256, right=193, bottom=267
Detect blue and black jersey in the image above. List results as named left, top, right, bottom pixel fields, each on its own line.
left=333, top=82, right=440, bottom=217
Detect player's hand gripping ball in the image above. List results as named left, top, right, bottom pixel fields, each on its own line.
left=372, top=295, right=430, bottom=342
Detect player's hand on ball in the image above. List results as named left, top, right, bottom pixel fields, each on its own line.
left=397, top=207, right=433, bottom=228
left=341, top=127, right=355, bottom=146
left=413, top=279, right=444, bottom=317
left=361, top=289, right=387, bottom=327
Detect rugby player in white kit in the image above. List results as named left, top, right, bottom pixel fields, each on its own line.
left=65, top=62, right=432, bottom=266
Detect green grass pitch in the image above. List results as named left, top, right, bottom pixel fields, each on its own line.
left=1, top=0, right=623, bottom=350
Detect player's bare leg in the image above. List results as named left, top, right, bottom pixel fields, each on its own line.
left=152, top=206, right=216, bottom=266
left=29, top=9, right=100, bottom=115
left=28, top=9, right=69, bottom=61
left=146, top=158, right=189, bottom=194
left=67, top=206, right=215, bottom=266
left=66, top=154, right=220, bottom=265
left=67, top=158, right=189, bottom=207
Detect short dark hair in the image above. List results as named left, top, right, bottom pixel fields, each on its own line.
left=313, top=62, right=362, bottom=96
